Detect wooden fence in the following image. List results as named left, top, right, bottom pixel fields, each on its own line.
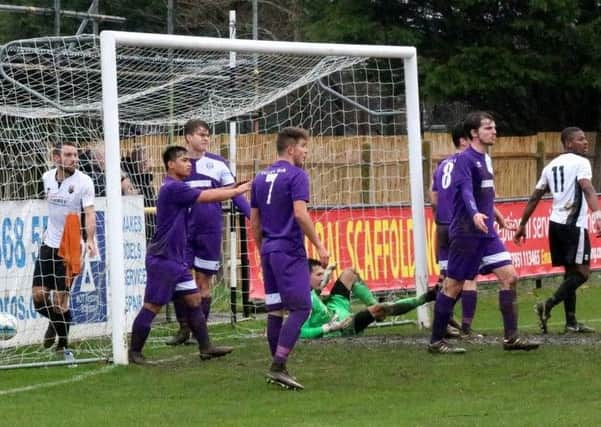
left=121, top=131, right=599, bottom=205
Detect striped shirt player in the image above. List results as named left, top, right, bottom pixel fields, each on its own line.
left=515, top=127, right=601, bottom=333
left=32, top=142, right=96, bottom=351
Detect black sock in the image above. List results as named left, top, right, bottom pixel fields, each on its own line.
left=546, top=272, right=586, bottom=311
left=564, top=291, right=577, bottom=325
left=352, top=310, right=375, bottom=334
left=33, top=295, right=52, bottom=319
left=55, top=310, right=72, bottom=349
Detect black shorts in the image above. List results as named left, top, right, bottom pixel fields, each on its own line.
left=329, top=279, right=351, bottom=300
left=32, top=245, right=68, bottom=291
left=549, top=222, right=591, bottom=267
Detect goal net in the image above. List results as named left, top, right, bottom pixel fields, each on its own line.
left=0, top=32, right=427, bottom=367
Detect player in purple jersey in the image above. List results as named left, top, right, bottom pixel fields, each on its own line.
left=167, top=119, right=251, bottom=346
left=428, top=111, right=539, bottom=354
left=128, top=146, right=251, bottom=364
left=250, top=127, right=329, bottom=390
left=430, top=122, right=479, bottom=339
left=514, top=127, right=601, bottom=333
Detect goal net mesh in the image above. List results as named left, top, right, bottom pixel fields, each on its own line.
left=0, top=34, right=419, bottom=367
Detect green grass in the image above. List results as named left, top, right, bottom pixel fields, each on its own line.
left=2, top=280, right=601, bottom=427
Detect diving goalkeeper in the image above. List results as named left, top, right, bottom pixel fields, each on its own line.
left=300, top=259, right=438, bottom=339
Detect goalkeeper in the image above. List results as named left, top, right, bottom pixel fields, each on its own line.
left=300, top=259, right=438, bottom=339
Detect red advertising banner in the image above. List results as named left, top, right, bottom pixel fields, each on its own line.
left=248, top=198, right=601, bottom=299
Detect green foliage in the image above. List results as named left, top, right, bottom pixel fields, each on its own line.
left=301, top=0, right=601, bottom=133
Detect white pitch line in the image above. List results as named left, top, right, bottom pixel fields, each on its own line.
left=0, top=353, right=196, bottom=396
left=0, top=364, right=116, bottom=396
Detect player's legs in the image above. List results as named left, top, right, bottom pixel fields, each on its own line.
left=460, top=279, right=479, bottom=337
left=561, top=265, right=592, bottom=332
left=429, top=236, right=484, bottom=353
left=435, top=224, right=461, bottom=338
left=168, top=234, right=220, bottom=344
left=488, top=241, right=539, bottom=351
left=180, top=289, right=234, bottom=359
left=369, top=288, right=437, bottom=325
left=264, top=251, right=311, bottom=388
left=538, top=223, right=591, bottom=333
left=191, top=232, right=221, bottom=319
left=31, top=245, right=71, bottom=349
left=130, top=256, right=186, bottom=363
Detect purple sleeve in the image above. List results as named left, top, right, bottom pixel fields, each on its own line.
left=455, top=156, right=479, bottom=217
left=233, top=194, right=251, bottom=218
left=170, top=180, right=202, bottom=207
left=290, top=170, right=310, bottom=202
left=431, top=165, right=441, bottom=192
left=250, top=180, right=259, bottom=209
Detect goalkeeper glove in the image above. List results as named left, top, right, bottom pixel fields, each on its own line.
left=321, top=314, right=353, bottom=334
left=319, top=262, right=337, bottom=290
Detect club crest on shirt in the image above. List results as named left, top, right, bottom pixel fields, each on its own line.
left=475, top=161, right=482, bottom=168
left=68, top=185, right=75, bottom=193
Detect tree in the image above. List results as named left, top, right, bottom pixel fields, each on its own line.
left=301, top=0, right=601, bottom=134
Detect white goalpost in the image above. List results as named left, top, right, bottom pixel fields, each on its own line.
left=0, top=30, right=428, bottom=368
left=99, top=31, right=429, bottom=365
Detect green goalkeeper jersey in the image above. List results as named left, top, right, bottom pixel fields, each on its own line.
left=300, top=290, right=336, bottom=339
left=300, top=290, right=354, bottom=339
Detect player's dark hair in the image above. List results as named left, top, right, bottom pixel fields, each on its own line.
left=307, top=258, right=321, bottom=272
left=162, top=145, right=187, bottom=170
left=560, top=127, right=582, bottom=147
left=463, top=111, right=494, bottom=140
left=184, top=119, right=210, bottom=136
left=54, top=141, right=77, bottom=151
left=276, top=127, right=309, bottom=155
left=450, top=122, right=467, bottom=148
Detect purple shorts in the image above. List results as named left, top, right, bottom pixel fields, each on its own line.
left=144, top=255, right=197, bottom=305
left=261, top=251, right=311, bottom=312
left=447, top=235, right=512, bottom=281
left=187, top=231, right=222, bottom=275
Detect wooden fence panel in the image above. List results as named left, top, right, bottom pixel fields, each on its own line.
left=118, top=131, right=597, bottom=205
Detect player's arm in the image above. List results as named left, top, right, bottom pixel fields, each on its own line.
left=513, top=187, right=547, bottom=245
left=293, top=200, right=329, bottom=266
left=429, top=170, right=439, bottom=215
left=250, top=207, right=262, bottom=251
left=196, top=181, right=250, bottom=203
left=455, top=159, right=487, bottom=233
left=300, top=323, right=324, bottom=339
left=232, top=193, right=251, bottom=219
left=83, top=205, right=97, bottom=257
left=429, top=188, right=438, bottom=216
left=493, top=206, right=515, bottom=231
left=579, top=178, right=601, bottom=236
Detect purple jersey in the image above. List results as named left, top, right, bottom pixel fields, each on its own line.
left=449, top=146, right=496, bottom=238
left=146, top=176, right=201, bottom=263
left=186, top=152, right=250, bottom=235
left=251, top=160, right=310, bottom=255
left=431, top=153, right=460, bottom=225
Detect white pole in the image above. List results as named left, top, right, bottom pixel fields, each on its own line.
left=404, top=53, right=430, bottom=328
left=228, top=11, right=238, bottom=320
left=103, top=31, right=416, bottom=59
left=100, top=32, right=128, bottom=365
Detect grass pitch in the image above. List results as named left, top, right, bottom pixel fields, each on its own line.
left=2, top=279, right=601, bottom=427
